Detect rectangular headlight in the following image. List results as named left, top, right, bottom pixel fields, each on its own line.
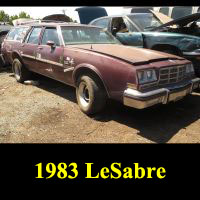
left=186, top=63, right=194, bottom=74
left=137, top=69, right=157, bottom=84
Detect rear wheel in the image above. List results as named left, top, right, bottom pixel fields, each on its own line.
left=12, top=58, right=31, bottom=83
left=76, top=75, right=107, bottom=115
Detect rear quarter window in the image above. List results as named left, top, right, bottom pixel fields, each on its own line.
left=6, top=28, right=17, bottom=40
left=6, top=27, right=29, bottom=41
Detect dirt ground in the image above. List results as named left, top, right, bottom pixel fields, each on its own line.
left=0, top=66, right=200, bottom=143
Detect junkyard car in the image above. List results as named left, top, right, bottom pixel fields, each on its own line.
left=2, top=21, right=200, bottom=114
left=0, top=22, right=12, bottom=67
left=89, top=12, right=200, bottom=76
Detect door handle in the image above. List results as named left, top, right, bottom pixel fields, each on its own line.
left=38, top=47, right=43, bottom=50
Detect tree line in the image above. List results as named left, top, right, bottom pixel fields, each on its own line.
left=0, top=10, right=31, bottom=25
left=0, top=10, right=77, bottom=25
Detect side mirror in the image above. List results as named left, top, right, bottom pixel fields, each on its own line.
left=47, top=40, right=55, bottom=47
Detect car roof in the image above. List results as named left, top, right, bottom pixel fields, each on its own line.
left=15, top=22, right=102, bottom=29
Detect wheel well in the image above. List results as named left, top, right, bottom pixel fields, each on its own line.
left=74, top=67, right=109, bottom=98
left=12, top=52, right=24, bottom=65
left=151, top=44, right=182, bottom=56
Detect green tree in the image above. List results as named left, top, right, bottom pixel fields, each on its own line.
left=18, top=11, right=30, bottom=19
left=9, top=12, right=31, bottom=25
left=0, top=10, right=9, bottom=22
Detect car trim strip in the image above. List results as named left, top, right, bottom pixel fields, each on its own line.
left=21, top=53, right=35, bottom=59
left=63, top=67, right=74, bottom=72
left=21, top=53, right=63, bottom=67
left=36, top=58, right=63, bottom=67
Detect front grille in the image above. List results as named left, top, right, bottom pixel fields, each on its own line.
left=159, top=65, right=187, bottom=85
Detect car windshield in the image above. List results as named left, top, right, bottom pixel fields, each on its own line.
left=127, top=13, right=162, bottom=31
left=61, top=26, right=120, bottom=45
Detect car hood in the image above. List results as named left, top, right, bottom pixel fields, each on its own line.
left=75, top=7, right=108, bottom=24
left=152, top=12, right=200, bottom=30
left=70, top=44, right=183, bottom=65
left=151, top=10, right=174, bottom=25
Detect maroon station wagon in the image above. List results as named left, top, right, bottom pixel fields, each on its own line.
left=1, top=21, right=200, bottom=114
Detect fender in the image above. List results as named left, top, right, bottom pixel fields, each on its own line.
left=11, top=50, right=24, bottom=63
left=73, top=63, right=110, bottom=98
left=151, top=44, right=182, bottom=56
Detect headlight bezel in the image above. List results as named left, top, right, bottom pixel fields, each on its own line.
left=137, top=69, right=158, bottom=85
left=185, top=63, right=194, bottom=74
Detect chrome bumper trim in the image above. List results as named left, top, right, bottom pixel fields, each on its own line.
left=123, top=78, right=200, bottom=109
left=183, top=51, right=200, bottom=56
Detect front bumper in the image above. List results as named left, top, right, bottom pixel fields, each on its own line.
left=123, top=78, right=200, bottom=109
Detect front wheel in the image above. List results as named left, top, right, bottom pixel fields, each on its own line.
left=76, top=75, right=107, bottom=115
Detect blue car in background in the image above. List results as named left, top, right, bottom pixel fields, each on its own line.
left=89, top=12, right=200, bottom=76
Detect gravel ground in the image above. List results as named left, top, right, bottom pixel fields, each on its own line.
left=0, top=66, right=200, bottom=143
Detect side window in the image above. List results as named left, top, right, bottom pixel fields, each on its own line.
left=27, top=27, right=42, bottom=44
left=93, top=18, right=110, bottom=29
left=7, top=28, right=19, bottom=40
left=41, top=27, right=60, bottom=46
left=61, top=29, right=74, bottom=43
left=124, top=18, right=138, bottom=32
left=15, top=27, right=29, bottom=41
left=111, top=17, right=129, bottom=35
left=24, top=28, right=32, bottom=43
left=7, top=27, right=29, bottom=41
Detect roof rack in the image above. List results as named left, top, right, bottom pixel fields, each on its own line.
left=16, top=19, right=71, bottom=25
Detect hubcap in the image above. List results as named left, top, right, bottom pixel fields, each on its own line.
left=13, top=62, right=21, bottom=80
left=78, top=82, right=90, bottom=107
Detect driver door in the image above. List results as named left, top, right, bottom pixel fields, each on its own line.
left=37, top=27, right=64, bottom=79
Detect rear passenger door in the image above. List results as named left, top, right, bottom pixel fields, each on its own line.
left=21, top=27, right=42, bottom=72
left=36, top=27, right=64, bottom=79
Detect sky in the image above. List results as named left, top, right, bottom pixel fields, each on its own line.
left=0, top=7, right=124, bottom=22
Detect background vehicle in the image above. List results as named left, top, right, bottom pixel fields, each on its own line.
left=0, top=22, right=12, bottom=67
left=42, top=14, right=72, bottom=22
left=154, top=7, right=200, bottom=19
left=12, top=18, right=33, bottom=26
left=75, top=7, right=108, bottom=24
left=2, top=21, right=199, bottom=114
left=122, top=7, right=154, bottom=14
left=89, top=13, right=200, bottom=76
